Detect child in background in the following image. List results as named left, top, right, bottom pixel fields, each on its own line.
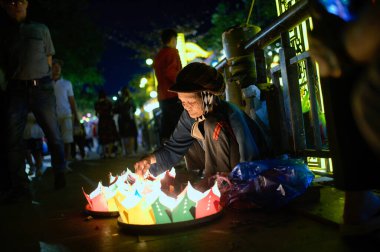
left=23, top=112, right=44, bottom=177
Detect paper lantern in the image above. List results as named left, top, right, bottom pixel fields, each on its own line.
left=83, top=182, right=110, bottom=212
left=171, top=182, right=202, bottom=222
left=151, top=193, right=174, bottom=224
left=195, top=182, right=221, bottom=219
left=115, top=189, right=155, bottom=225
left=84, top=168, right=223, bottom=225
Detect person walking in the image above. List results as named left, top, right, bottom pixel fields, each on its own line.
left=309, top=0, right=380, bottom=235
left=0, top=0, right=67, bottom=202
left=94, top=90, right=118, bottom=158
left=71, top=121, right=86, bottom=160
left=23, top=112, right=44, bottom=177
left=113, top=87, right=138, bottom=157
left=52, top=59, right=79, bottom=163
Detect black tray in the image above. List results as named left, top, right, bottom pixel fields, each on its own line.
left=84, top=204, right=119, bottom=218
left=117, top=209, right=224, bottom=234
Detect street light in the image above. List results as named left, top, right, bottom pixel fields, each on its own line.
left=146, top=58, right=153, bottom=66
left=140, top=77, right=148, bottom=88
left=149, top=90, right=157, bottom=98
left=145, top=58, right=156, bottom=90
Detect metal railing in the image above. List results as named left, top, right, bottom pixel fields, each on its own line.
left=216, top=0, right=331, bottom=162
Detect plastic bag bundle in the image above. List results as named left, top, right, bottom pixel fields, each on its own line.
left=222, top=158, right=315, bottom=209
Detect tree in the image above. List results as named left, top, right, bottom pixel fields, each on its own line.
left=124, top=73, right=152, bottom=108
left=198, top=0, right=277, bottom=53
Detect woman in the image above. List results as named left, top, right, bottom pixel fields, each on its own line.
left=134, top=62, right=271, bottom=178
left=94, top=90, right=118, bottom=158
left=113, top=87, right=138, bottom=156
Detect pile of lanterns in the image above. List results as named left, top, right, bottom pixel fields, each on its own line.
left=82, top=168, right=222, bottom=225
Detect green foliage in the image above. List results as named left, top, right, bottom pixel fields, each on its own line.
left=198, top=1, right=246, bottom=51
left=127, top=74, right=153, bottom=108
left=198, top=0, right=277, bottom=52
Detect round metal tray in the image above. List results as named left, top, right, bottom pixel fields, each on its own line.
left=117, top=209, right=224, bottom=234
left=83, top=204, right=119, bottom=218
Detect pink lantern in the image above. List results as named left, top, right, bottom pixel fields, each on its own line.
left=83, top=181, right=121, bottom=212
left=195, top=182, right=222, bottom=219
left=82, top=183, right=109, bottom=212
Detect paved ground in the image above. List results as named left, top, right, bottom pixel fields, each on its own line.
left=1, top=151, right=379, bottom=252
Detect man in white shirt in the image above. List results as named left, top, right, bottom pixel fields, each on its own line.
left=52, top=59, right=79, bottom=161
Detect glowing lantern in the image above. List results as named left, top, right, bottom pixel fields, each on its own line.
left=171, top=193, right=195, bottom=222
left=177, top=33, right=213, bottom=66
left=115, top=189, right=156, bottom=225
left=195, top=181, right=221, bottom=219
left=151, top=192, right=176, bottom=224
left=115, top=170, right=223, bottom=224
left=170, top=182, right=203, bottom=222
left=84, top=167, right=223, bottom=225
left=83, top=170, right=135, bottom=213
left=83, top=182, right=117, bottom=212
left=185, top=42, right=213, bottom=62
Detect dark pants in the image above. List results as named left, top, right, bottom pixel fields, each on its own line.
left=184, top=115, right=240, bottom=177
left=322, top=75, right=380, bottom=190
left=6, top=80, right=65, bottom=191
left=71, top=135, right=86, bottom=159
left=159, top=98, right=183, bottom=141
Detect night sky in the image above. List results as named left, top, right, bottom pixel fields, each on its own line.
left=90, top=0, right=224, bottom=96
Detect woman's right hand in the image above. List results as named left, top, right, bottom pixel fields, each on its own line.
left=134, top=154, right=155, bottom=177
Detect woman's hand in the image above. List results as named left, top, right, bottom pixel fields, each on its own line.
left=134, top=154, right=156, bottom=177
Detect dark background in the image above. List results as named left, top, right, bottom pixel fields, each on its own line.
left=90, top=0, right=224, bottom=96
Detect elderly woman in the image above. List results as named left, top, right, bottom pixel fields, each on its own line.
left=134, top=62, right=271, bottom=178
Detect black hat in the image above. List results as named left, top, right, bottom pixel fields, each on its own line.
left=169, top=62, right=225, bottom=95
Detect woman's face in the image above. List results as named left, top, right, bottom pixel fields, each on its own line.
left=178, top=92, right=204, bottom=119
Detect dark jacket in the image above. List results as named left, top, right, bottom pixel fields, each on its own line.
left=152, top=100, right=272, bottom=174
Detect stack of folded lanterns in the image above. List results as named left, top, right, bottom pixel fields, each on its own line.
left=82, top=168, right=222, bottom=225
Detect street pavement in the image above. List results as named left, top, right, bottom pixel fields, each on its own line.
left=1, top=150, right=379, bottom=251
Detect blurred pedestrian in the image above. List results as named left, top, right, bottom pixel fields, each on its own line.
left=0, top=0, right=66, bottom=202
left=71, top=121, right=86, bottom=160
left=94, top=90, right=118, bottom=158
left=23, top=112, right=44, bottom=177
left=113, top=87, right=138, bottom=156
left=83, top=121, right=94, bottom=151
left=136, top=105, right=150, bottom=152
left=153, top=28, right=183, bottom=144
left=52, top=58, right=80, bottom=163
left=309, top=0, right=380, bottom=235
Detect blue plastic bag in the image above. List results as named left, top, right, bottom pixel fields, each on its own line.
left=223, top=158, right=315, bottom=209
